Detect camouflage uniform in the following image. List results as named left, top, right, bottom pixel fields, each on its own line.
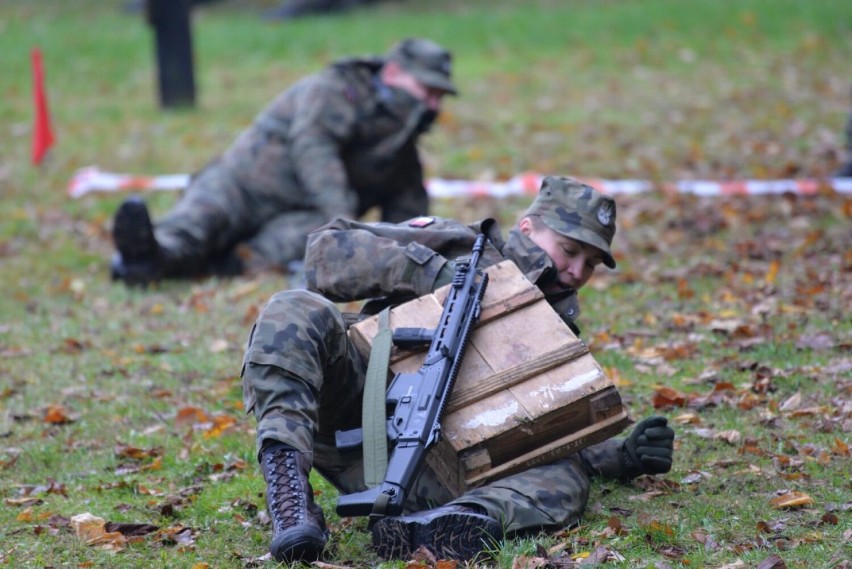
left=144, top=39, right=455, bottom=277
left=242, top=178, right=636, bottom=533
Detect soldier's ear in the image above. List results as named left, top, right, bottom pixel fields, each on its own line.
left=518, top=216, right=533, bottom=236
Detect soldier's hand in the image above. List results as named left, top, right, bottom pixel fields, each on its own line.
left=623, top=416, right=674, bottom=476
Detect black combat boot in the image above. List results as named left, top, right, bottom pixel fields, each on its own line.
left=260, top=443, right=328, bottom=563
left=371, top=504, right=502, bottom=561
left=111, top=197, right=162, bottom=286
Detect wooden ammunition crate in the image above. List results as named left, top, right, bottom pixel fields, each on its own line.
left=348, top=260, right=631, bottom=495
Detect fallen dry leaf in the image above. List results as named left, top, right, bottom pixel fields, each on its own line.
left=43, top=404, right=75, bottom=424
left=511, top=555, right=549, bottom=569
left=715, top=429, right=742, bottom=444
left=770, top=491, right=814, bottom=509
left=756, top=553, right=788, bottom=569
left=70, top=512, right=128, bottom=552
left=652, top=386, right=687, bottom=409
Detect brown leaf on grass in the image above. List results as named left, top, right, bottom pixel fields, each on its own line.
left=708, top=318, right=749, bottom=335
left=676, top=278, right=694, bottom=299
left=311, top=561, right=355, bottom=569
left=114, top=443, right=163, bottom=460
left=511, top=555, right=549, bottom=568
left=135, top=484, right=165, bottom=496
left=756, top=519, right=787, bottom=534
left=578, top=545, right=625, bottom=564
left=16, top=506, right=54, bottom=522
left=738, top=438, right=767, bottom=456
left=593, top=515, right=629, bottom=538
left=779, top=392, right=801, bottom=412
left=175, top=406, right=210, bottom=426
left=184, top=288, right=215, bottom=313
left=5, top=496, right=44, bottom=508
left=756, top=554, right=787, bottom=569
left=672, top=412, right=700, bottom=425
left=655, top=545, right=686, bottom=560
left=43, top=404, right=76, bottom=424
left=770, top=491, right=814, bottom=509
left=715, top=429, right=742, bottom=445
left=202, top=414, right=238, bottom=438
left=132, top=342, right=169, bottom=354
left=681, top=470, right=712, bottom=485
left=312, top=562, right=357, bottom=569
left=149, top=388, right=174, bottom=399
left=691, top=529, right=720, bottom=551
left=628, top=490, right=667, bottom=502
left=764, top=259, right=780, bottom=285
left=638, top=514, right=675, bottom=538
left=657, top=342, right=699, bottom=361
left=70, top=513, right=128, bottom=552
left=153, top=524, right=197, bottom=550
left=104, top=521, right=159, bottom=537
left=737, top=392, right=766, bottom=410
left=652, top=386, right=687, bottom=409
left=60, top=337, right=90, bottom=354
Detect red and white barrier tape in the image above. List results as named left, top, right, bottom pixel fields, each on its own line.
left=67, top=165, right=852, bottom=199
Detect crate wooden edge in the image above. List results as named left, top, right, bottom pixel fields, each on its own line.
left=347, top=260, right=544, bottom=365
left=426, top=410, right=631, bottom=494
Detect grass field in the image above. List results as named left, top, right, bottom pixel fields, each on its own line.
left=1, top=1, right=851, bottom=568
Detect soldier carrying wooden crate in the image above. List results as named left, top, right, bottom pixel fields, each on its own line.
left=239, top=175, right=676, bottom=563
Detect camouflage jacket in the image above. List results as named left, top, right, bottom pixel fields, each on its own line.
left=215, top=57, right=430, bottom=223
left=304, top=216, right=582, bottom=328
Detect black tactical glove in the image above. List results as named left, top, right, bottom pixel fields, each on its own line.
left=622, top=416, right=675, bottom=478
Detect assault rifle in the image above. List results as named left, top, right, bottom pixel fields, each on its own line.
left=335, top=233, right=490, bottom=520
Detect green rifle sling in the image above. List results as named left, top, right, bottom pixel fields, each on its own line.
left=362, top=307, right=392, bottom=488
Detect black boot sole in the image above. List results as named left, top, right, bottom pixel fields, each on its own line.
left=112, top=197, right=158, bottom=263
left=270, top=526, right=327, bottom=563
left=372, top=509, right=501, bottom=561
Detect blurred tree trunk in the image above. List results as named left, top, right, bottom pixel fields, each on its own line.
left=147, top=0, right=196, bottom=109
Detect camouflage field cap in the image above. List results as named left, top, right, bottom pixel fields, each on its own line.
left=526, top=176, right=617, bottom=268
left=386, top=38, right=458, bottom=95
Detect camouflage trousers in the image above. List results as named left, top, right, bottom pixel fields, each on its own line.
left=154, top=163, right=328, bottom=276
left=241, top=289, right=624, bottom=533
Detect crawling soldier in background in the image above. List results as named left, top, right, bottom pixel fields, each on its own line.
left=110, top=38, right=457, bottom=285
left=240, top=176, right=676, bottom=563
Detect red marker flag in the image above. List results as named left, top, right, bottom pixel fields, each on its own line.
left=31, top=48, right=55, bottom=166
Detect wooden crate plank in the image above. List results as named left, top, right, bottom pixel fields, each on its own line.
left=440, top=388, right=530, bottom=450
left=348, top=260, right=542, bottom=365
left=463, top=410, right=630, bottom=488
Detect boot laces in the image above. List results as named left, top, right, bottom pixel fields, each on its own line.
left=265, top=451, right=307, bottom=532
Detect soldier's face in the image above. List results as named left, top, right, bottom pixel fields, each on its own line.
left=383, top=63, right=448, bottom=112
left=520, top=218, right=604, bottom=293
